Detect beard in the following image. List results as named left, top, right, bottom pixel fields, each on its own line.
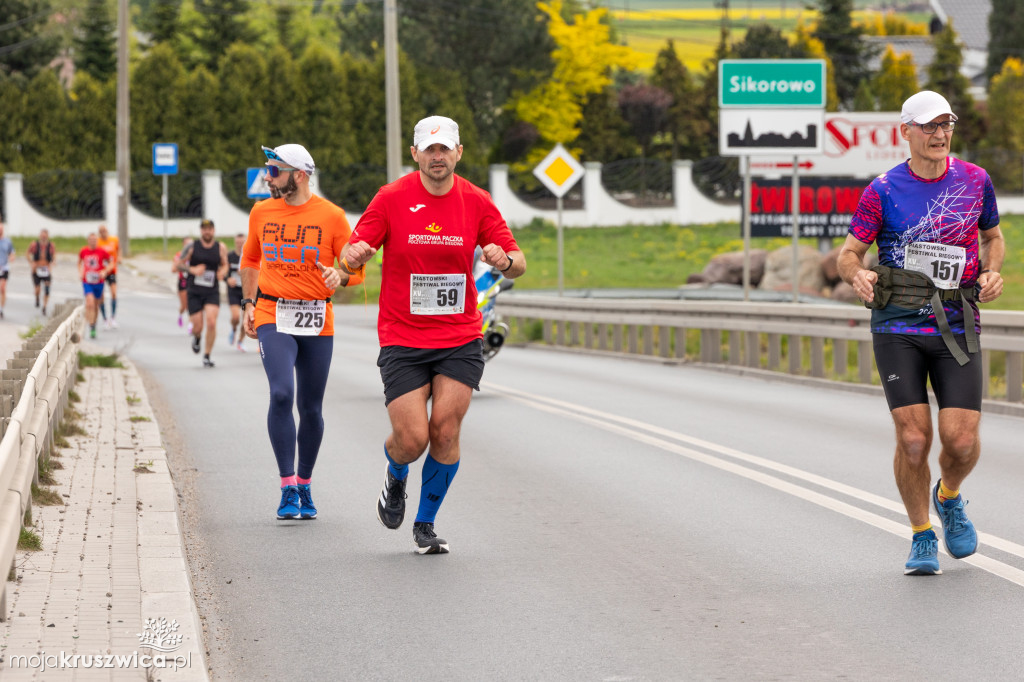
left=270, top=173, right=299, bottom=199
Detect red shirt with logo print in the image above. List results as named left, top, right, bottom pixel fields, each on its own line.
left=351, top=171, right=519, bottom=348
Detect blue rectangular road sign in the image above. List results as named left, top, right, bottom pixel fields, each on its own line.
left=152, top=143, right=179, bottom=175
left=246, top=168, right=272, bottom=199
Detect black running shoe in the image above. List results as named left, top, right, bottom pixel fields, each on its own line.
left=376, top=469, right=407, bottom=529
left=413, top=522, right=449, bottom=555
left=203, top=355, right=215, bottom=368
left=191, top=335, right=201, bottom=354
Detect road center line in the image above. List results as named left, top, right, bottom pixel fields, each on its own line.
left=485, top=381, right=1024, bottom=588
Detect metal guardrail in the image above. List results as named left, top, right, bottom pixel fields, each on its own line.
left=498, top=293, right=1024, bottom=412
left=0, top=303, right=82, bottom=619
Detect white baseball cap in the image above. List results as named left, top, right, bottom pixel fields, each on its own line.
left=261, top=144, right=316, bottom=173
left=900, top=90, right=958, bottom=125
left=413, top=116, right=460, bottom=151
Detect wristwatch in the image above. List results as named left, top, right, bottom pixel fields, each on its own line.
left=500, top=254, right=514, bottom=272
left=240, top=298, right=257, bottom=311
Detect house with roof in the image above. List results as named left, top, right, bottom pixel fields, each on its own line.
left=865, top=0, right=991, bottom=98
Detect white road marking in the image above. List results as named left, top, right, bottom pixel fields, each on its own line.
left=486, top=381, right=1024, bottom=588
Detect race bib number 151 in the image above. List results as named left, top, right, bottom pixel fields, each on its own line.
left=904, top=241, right=966, bottom=290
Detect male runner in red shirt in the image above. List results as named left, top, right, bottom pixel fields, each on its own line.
left=343, top=115, right=526, bottom=554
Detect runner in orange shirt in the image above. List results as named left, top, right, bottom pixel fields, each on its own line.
left=241, top=143, right=364, bottom=520
left=97, top=224, right=120, bottom=329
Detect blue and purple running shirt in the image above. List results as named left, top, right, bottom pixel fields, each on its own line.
left=849, top=157, right=999, bottom=336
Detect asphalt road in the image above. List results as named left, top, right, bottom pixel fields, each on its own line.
left=84, top=276, right=1024, bottom=682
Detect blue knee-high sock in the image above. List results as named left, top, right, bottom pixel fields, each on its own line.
left=111, top=298, right=117, bottom=317
left=385, top=444, right=408, bottom=480
left=99, top=299, right=107, bottom=319
left=415, top=454, right=459, bottom=524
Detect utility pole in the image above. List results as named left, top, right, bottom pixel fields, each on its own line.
left=116, top=0, right=130, bottom=255
left=384, top=0, right=402, bottom=183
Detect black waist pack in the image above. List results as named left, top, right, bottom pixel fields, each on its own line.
left=865, top=265, right=978, bottom=366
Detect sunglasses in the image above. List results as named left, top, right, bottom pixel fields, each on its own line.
left=265, top=165, right=298, bottom=178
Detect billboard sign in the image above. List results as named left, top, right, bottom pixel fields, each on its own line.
left=746, top=176, right=867, bottom=238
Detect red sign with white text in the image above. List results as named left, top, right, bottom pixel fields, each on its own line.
left=748, top=112, right=905, bottom=177
left=746, top=177, right=866, bottom=238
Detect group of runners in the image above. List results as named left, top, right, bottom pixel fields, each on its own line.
left=0, top=220, right=120, bottom=337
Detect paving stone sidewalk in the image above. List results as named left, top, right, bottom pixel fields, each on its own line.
left=0, top=347, right=207, bottom=681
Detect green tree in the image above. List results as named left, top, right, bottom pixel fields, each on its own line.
left=853, top=79, right=876, bottom=111
left=20, top=69, right=71, bottom=171
left=292, top=44, right=353, bottom=171
left=193, top=0, right=255, bottom=70
left=986, top=0, right=1024, bottom=82
left=650, top=40, right=707, bottom=161
left=66, top=71, right=114, bottom=170
left=812, top=0, right=876, bottom=109
left=873, top=46, right=917, bottom=112
left=732, top=23, right=798, bottom=59
left=0, top=73, right=29, bottom=171
left=979, top=58, right=1024, bottom=191
left=925, top=21, right=981, bottom=152
left=0, top=0, right=63, bottom=77
left=178, top=65, right=221, bottom=169
left=262, top=45, right=303, bottom=151
left=513, top=0, right=639, bottom=162
left=575, top=89, right=636, bottom=162
left=216, top=43, right=268, bottom=171
left=141, top=0, right=182, bottom=48
left=791, top=20, right=840, bottom=111
left=130, top=43, right=187, bottom=171
left=73, top=0, right=117, bottom=82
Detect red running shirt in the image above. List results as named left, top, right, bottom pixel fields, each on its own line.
left=351, top=172, right=519, bottom=349
left=79, top=247, right=110, bottom=284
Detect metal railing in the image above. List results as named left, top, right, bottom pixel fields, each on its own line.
left=0, top=303, right=82, bottom=619
left=498, top=294, right=1024, bottom=414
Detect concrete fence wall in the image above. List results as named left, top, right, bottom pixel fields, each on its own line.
left=2, top=161, right=741, bottom=239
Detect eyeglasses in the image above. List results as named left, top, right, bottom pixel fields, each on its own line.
left=265, top=165, right=298, bottom=178
left=910, top=121, right=955, bottom=134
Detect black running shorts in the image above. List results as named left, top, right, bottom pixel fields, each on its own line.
left=377, top=339, right=485, bottom=406
left=105, top=272, right=117, bottom=284
left=873, top=333, right=982, bottom=411
left=187, top=289, right=220, bottom=315
left=227, top=288, right=243, bottom=306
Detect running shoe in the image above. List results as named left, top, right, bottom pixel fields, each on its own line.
left=376, top=468, right=407, bottom=529
left=41, top=306, right=46, bottom=316
left=89, top=326, right=96, bottom=339
left=191, top=335, right=201, bottom=354
left=905, top=529, right=941, bottom=575
left=236, top=342, right=246, bottom=353
left=104, top=318, right=112, bottom=330
left=34, top=297, right=39, bottom=308
left=203, top=356, right=215, bottom=368
left=413, top=522, right=449, bottom=555
left=297, top=484, right=317, bottom=519
left=277, top=486, right=301, bottom=520
left=932, top=481, right=978, bottom=559
left=177, top=315, right=183, bottom=327
left=228, top=329, right=236, bottom=346
left=110, top=318, right=119, bottom=329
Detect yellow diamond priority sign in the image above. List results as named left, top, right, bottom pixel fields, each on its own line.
left=533, top=144, right=585, bottom=198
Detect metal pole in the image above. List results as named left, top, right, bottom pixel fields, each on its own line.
left=791, top=155, right=800, bottom=303
left=384, top=0, right=402, bottom=183
left=557, top=196, right=564, bottom=297
left=116, top=0, right=130, bottom=256
left=742, top=155, right=751, bottom=302
left=161, top=175, right=168, bottom=255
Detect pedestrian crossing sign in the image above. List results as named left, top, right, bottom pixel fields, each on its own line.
left=246, top=168, right=272, bottom=199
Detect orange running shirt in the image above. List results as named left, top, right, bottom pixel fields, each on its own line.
left=241, top=194, right=363, bottom=336
left=97, top=235, right=119, bottom=273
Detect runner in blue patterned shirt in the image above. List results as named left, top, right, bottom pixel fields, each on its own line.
left=0, top=219, right=14, bottom=319
left=838, top=90, right=1005, bottom=576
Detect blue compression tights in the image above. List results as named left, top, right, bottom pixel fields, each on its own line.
left=257, top=324, right=334, bottom=479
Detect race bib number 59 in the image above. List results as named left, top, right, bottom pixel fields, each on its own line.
left=410, top=274, right=466, bottom=315
left=904, top=242, right=966, bottom=290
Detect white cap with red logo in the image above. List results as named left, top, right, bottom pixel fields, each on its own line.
left=413, top=116, right=460, bottom=151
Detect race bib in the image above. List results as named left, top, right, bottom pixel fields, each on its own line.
left=410, top=274, right=466, bottom=315
left=35, top=266, right=49, bottom=278
left=275, top=299, right=326, bottom=336
left=904, top=242, right=966, bottom=290
left=85, top=271, right=101, bottom=284
left=194, top=271, right=216, bottom=288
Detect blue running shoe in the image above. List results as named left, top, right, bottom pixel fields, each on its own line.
left=277, top=485, right=301, bottom=520
left=297, top=484, right=317, bottom=519
left=905, top=529, right=941, bottom=575
left=932, top=481, right=978, bottom=559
